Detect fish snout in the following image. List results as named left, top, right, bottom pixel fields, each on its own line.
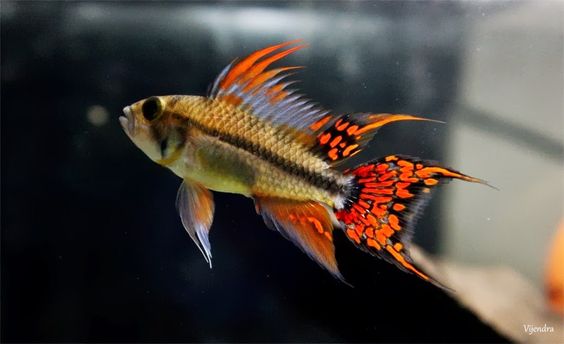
left=119, top=106, right=135, bottom=135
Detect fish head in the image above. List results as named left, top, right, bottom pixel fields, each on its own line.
left=120, top=96, right=186, bottom=164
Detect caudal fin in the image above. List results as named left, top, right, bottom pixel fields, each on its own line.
left=334, top=155, right=487, bottom=288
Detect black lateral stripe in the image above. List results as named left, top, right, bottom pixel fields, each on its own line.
left=170, top=112, right=344, bottom=194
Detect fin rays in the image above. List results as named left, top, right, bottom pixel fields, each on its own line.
left=209, top=40, right=332, bottom=138
left=209, top=41, right=445, bottom=168
left=314, top=113, right=441, bottom=165
left=255, top=197, right=344, bottom=281
left=176, top=180, right=215, bottom=267
left=335, top=155, right=486, bottom=288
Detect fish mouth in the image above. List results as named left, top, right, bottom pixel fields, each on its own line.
left=119, top=106, right=135, bottom=136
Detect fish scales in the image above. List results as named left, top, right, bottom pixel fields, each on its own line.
left=168, top=96, right=343, bottom=205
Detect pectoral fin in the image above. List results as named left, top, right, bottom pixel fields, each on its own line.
left=176, top=180, right=215, bottom=267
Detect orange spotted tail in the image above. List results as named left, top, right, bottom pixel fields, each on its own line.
left=335, top=155, right=486, bottom=288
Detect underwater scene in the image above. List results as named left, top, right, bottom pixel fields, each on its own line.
left=2, top=1, right=563, bottom=342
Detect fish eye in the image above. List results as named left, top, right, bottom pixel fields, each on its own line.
left=141, top=97, right=163, bottom=121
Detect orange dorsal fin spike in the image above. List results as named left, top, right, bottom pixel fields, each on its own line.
left=209, top=40, right=333, bottom=147
left=243, top=66, right=303, bottom=93
left=246, top=45, right=307, bottom=80
left=219, top=39, right=303, bottom=90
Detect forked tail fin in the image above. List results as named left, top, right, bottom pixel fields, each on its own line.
left=334, top=154, right=488, bottom=289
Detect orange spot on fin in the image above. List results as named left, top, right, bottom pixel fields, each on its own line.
left=329, top=136, right=342, bottom=148
left=328, top=148, right=339, bottom=160
left=342, top=144, right=359, bottom=157
left=309, top=115, right=332, bottom=131
left=393, top=203, right=406, bottom=212
left=319, top=132, right=331, bottom=145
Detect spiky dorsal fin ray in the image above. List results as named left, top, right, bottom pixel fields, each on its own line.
left=209, top=41, right=442, bottom=167
left=254, top=197, right=346, bottom=282
left=209, top=40, right=332, bottom=138
left=176, top=180, right=215, bottom=267
left=335, top=155, right=488, bottom=290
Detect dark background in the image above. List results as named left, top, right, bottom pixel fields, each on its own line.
left=2, top=1, right=510, bottom=342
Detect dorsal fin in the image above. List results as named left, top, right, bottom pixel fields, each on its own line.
left=311, top=113, right=441, bottom=166
left=209, top=41, right=441, bottom=167
left=209, top=40, right=332, bottom=136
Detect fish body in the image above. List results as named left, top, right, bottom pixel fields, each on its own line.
left=123, top=94, right=348, bottom=205
left=121, top=40, right=486, bottom=286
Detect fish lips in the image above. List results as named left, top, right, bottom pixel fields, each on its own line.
left=119, top=106, right=135, bottom=136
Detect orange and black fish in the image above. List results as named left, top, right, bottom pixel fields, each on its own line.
left=120, top=40, right=486, bottom=286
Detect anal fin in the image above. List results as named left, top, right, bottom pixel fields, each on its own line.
left=254, top=197, right=344, bottom=281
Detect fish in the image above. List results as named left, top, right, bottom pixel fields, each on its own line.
left=120, top=40, right=487, bottom=287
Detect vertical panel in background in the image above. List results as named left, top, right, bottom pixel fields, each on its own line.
left=445, top=1, right=563, bottom=287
